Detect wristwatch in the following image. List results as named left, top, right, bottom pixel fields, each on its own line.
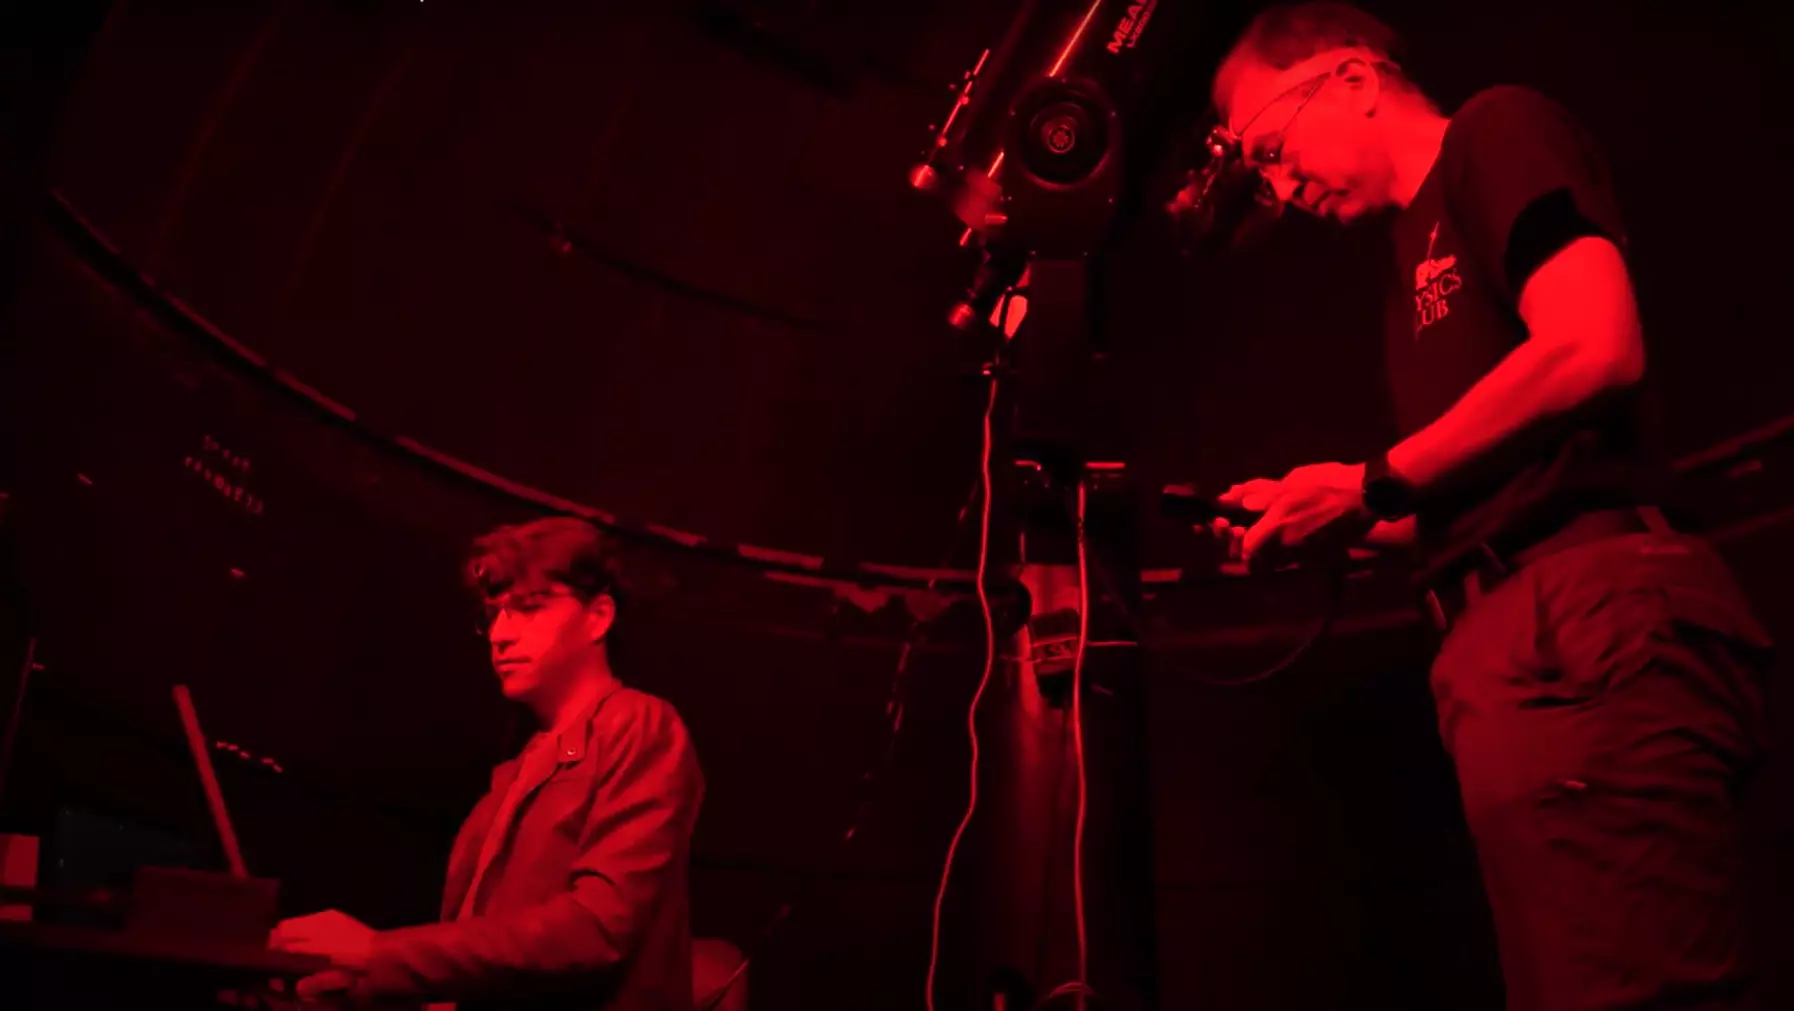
left=1361, top=452, right=1416, bottom=521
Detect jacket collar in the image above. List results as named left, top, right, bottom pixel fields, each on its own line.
left=544, top=678, right=623, bottom=767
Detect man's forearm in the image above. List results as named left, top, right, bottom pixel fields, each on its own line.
left=1385, top=337, right=1637, bottom=493
left=357, top=890, right=628, bottom=1001
left=1387, top=236, right=1644, bottom=492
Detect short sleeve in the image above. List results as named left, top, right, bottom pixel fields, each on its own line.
left=1445, top=87, right=1625, bottom=304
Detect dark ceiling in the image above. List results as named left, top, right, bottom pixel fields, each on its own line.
left=17, top=1, right=1786, bottom=571
left=2, top=3, right=1790, bottom=1010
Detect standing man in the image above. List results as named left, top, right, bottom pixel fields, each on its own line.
left=1197, top=4, right=1774, bottom=1008
left=271, top=516, right=705, bottom=1010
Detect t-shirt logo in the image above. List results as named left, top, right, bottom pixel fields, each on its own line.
left=1413, top=222, right=1462, bottom=337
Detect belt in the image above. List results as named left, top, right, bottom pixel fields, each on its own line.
left=1421, top=506, right=1665, bottom=633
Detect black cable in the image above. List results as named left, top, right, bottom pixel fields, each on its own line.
left=1086, top=544, right=1346, bottom=688
left=38, top=189, right=983, bottom=596
left=1030, top=698, right=1075, bottom=989
left=694, top=560, right=959, bottom=1011
left=0, top=637, right=37, bottom=814
left=698, top=295, right=1019, bottom=1011
left=693, top=458, right=988, bottom=1011
left=1033, top=980, right=1106, bottom=1010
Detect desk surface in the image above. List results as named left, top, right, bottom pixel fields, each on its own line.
left=0, top=920, right=328, bottom=977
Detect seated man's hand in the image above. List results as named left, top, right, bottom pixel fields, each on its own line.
left=295, top=968, right=357, bottom=1000
left=271, top=910, right=377, bottom=970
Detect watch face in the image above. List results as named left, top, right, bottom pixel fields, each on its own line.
left=1365, top=477, right=1412, bottom=520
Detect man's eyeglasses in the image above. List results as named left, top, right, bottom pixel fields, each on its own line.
left=1214, top=72, right=1331, bottom=205
left=476, top=587, right=577, bottom=636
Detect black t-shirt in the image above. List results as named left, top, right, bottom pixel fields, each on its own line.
left=1384, top=85, right=1654, bottom=580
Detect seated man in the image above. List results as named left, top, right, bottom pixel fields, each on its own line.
left=271, top=517, right=705, bottom=1010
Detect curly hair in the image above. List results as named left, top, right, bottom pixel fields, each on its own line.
left=464, top=516, right=624, bottom=608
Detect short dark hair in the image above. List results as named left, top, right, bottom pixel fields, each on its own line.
left=465, top=516, right=624, bottom=608
left=1216, top=3, right=1419, bottom=111
left=1232, top=3, right=1403, bottom=71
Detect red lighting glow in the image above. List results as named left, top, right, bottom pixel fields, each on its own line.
left=1048, top=0, right=1106, bottom=79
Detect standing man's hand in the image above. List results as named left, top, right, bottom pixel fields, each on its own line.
left=1215, top=478, right=1285, bottom=515
left=293, top=968, right=357, bottom=1001
left=1207, top=478, right=1284, bottom=568
left=1225, top=464, right=1375, bottom=570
